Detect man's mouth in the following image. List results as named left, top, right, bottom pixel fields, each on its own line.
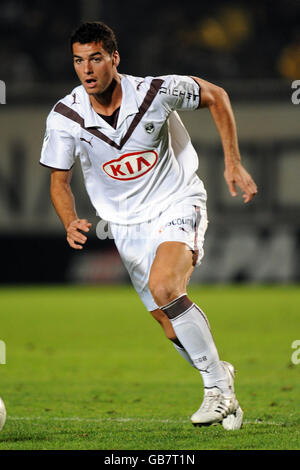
left=85, top=78, right=97, bottom=88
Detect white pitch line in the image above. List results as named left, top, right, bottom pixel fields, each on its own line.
left=7, top=416, right=284, bottom=426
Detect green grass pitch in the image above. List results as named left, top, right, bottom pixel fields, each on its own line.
left=0, top=284, right=299, bottom=450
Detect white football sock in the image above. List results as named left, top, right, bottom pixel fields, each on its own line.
left=161, top=295, right=231, bottom=395
left=172, top=341, right=196, bottom=368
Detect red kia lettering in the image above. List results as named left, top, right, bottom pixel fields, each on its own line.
left=109, top=164, right=126, bottom=177
left=125, top=161, right=134, bottom=174
left=137, top=156, right=151, bottom=171
left=102, top=150, right=158, bottom=181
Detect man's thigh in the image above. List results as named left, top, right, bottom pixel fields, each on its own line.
left=150, top=241, right=194, bottom=287
left=110, top=203, right=207, bottom=310
left=148, top=241, right=194, bottom=305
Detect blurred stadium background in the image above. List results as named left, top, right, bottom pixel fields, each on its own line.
left=0, top=0, right=299, bottom=286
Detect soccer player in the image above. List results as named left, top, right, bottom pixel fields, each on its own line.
left=40, top=22, right=257, bottom=429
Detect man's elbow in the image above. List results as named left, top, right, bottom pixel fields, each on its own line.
left=200, top=84, right=230, bottom=109
left=219, top=86, right=229, bottom=102
left=210, top=86, right=229, bottom=106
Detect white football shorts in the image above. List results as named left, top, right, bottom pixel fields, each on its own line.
left=110, top=201, right=208, bottom=311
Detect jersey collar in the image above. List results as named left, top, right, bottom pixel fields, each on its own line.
left=82, top=75, right=139, bottom=129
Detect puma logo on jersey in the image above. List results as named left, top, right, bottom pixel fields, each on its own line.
left=80, top=136, right=93, bottom=147
left=136, top=80, right=144, bottom=90
left=102, top=150, right=158, bottom=181
left=71, top=93, right=80, bottom=105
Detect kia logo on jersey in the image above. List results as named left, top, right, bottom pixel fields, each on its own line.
left=102, top=150, right=158, bottom=181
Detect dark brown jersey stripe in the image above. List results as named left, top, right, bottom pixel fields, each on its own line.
left=119, top=78, right=164, bottom=148
left=53, top=78, right=164, bottom=150
left=54, top=102, right=120, bottom=150
left=54, top=102, right=84, bottom=126
left=84, top=126, right=120, bottom=149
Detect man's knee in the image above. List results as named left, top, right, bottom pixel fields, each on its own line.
left=149, top=277, right=181, bottom=307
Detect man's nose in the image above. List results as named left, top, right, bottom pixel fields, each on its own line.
left=84, top=60, right=93, bottom=74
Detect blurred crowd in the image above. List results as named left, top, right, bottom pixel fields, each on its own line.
left=1, top=0, right=299, bottom=89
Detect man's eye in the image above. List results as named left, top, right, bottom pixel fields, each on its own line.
left=93, top=58, right=101, bottom=62
left=75, top=59, right=82, bottom=64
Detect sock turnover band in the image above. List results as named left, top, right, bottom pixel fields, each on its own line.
left=161, top=294, right=193, bottom=319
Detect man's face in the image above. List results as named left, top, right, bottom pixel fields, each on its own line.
left=72, top=41, right=119, bottom=95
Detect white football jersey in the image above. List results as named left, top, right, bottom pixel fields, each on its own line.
left=40, top=74, right=207, bottom=224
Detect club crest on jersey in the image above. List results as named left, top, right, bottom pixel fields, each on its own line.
left=144, top=122, right=155, bottom=134
left=102, top=150, right=158, bottom=181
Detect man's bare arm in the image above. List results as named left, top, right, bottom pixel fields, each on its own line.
left=50, top=169, right=91, bottom=249
left=191, top=76, right=258, bottom=203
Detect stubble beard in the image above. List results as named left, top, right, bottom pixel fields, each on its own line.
left=89, top=77, right=118, bottom=104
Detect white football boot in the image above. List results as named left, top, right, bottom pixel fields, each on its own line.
left=221, top=361, right=243, bottom=430
left=0, top=397, right=6, bottom=431
left=190, top=361, right=243, bottom=429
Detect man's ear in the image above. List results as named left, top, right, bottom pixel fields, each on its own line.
left=112, top=51, right=120, bottom=67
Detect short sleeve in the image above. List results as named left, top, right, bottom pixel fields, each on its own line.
left=158, top=75, right=201, bottom=112
left=40, top=113, right=76, bottom=170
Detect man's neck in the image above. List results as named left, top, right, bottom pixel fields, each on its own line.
left=89, top=75, right=122, bottom=116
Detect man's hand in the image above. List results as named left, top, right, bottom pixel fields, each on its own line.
left=224, top=163, right=258, bottom=203
left=66, top=218, right=92, bottom=249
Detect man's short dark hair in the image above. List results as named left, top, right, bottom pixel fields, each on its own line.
left=70, top=21, right=118, bottom=55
